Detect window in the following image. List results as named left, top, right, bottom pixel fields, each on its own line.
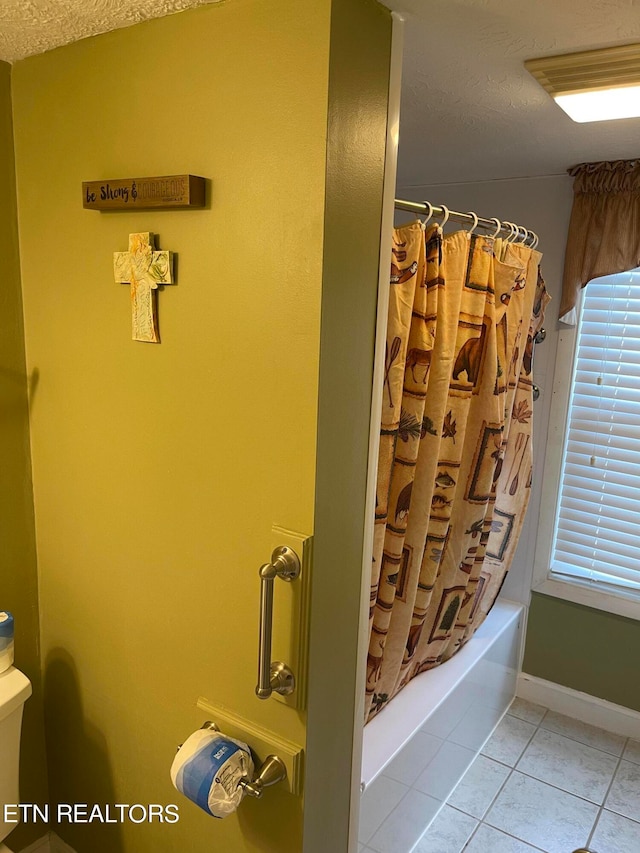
left=535, top=268, right=640, bottom=617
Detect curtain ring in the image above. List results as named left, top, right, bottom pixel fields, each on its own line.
left=439, top=205, right=450, bottom=228
left=466, top=211, right=479, bottom=234
left=504, top=221, right=517, bottom=243
left=488, top=217, right=501, bottom=239
left=418, top=201, right=434, bottom=231
left=531, top=232, right=540, bottom=249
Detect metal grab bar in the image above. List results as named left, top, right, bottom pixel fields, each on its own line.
left=255, top=546, right=300, bottom=700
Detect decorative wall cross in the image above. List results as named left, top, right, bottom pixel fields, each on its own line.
left=113, top=232, right=174, bottom=343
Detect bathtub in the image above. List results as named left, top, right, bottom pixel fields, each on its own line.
left=358, top=599, right=524, bottom=851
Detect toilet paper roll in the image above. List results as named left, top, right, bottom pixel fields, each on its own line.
left=171, top=728, right=254, bottom=819
left=0, top=612, right=14, bottom=675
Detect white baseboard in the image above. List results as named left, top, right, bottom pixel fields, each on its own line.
left=518, top=673, right=640, bottom=740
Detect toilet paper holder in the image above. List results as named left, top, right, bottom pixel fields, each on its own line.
left=180, top=721, right=287, bottom=800
left=238, top=754, right=287, bottom=799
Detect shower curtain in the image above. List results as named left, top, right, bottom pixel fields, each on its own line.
left=366, top=221, right=549, bottom=721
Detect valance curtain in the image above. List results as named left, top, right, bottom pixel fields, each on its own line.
left=365, top=222, right=549, bottom=722
left=560, top=159, right=640, bottom=324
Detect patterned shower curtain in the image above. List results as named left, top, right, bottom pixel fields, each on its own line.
left=366, top=221, right=549, bottom=722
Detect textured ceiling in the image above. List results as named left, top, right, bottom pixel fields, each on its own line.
left=1, top=0, right=638, bottom=183
left=383, top=0, right=640, bottom=185
left=0, top=0, right=217, bottom=63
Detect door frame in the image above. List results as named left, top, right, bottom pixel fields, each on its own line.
left=348, top=11, right=405, bottom=851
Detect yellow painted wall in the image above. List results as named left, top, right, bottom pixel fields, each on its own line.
left=12, top=1, right=392, bottom=850
left=0, top=60, right=48, bottom=851
left=12, top=3, right=329, bottom=851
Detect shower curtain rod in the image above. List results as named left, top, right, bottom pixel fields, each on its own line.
left=394, top=198, right=538, bottom=247
left=394, top=197, right=545, bottom=400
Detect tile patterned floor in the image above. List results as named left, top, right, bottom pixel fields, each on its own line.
left=360, top=698, right=640, bottom=853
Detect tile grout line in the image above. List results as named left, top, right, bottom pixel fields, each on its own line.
left=448, top=703, right=541, bottom=850
left=372, top=750, right=469, bottom=853
left=509, top=706, right=622, bottom=808
left=460, top=702, right=639, bottom=852
left=459, top=701, right=550, bottom=852
left=478, top=820, right=549, bottom=853
left=412, top=701, right=635, bottom=853
left=585, top=735, right=630, bottom=849
left=366, top=703, right=637, bottom=853
left=458, top=817, right=483, bottom=851
left=466, top=704, right=585, bottom=853
left=497, top=708, right=629, bottom=764
left=507, top=766, right=617, bottom=809
left=470, top=705, right=550, bottom=852
left=536, top=715, right=628, bottom=758
left=360, top=777, right=412, bottom=850
left=408, top=704, right=522, bottom=852
left=454, top=778, right=549, bottom=853
left=481, top=708, right=542, bottom=767
left=485, top=706, right=632, bottom=852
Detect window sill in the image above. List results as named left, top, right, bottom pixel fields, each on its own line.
left=532, top=576, right=640, bottom=623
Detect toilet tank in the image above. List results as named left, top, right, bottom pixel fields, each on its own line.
left=0, top=667, right=32, bottom=843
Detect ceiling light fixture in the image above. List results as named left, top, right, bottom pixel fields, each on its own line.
left=525, top=44, right=640, bottom=123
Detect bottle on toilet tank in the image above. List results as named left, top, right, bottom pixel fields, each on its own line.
left=0, top=612, right=14, bottom=674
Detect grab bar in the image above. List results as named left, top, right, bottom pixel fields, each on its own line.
left=255, top=546, right=300, bottom=700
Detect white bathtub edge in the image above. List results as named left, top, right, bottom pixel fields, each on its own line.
left=361, top=599, right=524, bottom=789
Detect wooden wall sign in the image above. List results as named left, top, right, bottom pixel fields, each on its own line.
left=83, top=175, right=205, bottom=210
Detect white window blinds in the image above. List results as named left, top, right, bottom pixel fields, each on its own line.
left=552, top=268, right=640, bottom=594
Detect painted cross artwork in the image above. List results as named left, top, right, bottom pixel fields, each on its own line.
left=113, top=232, right=174, bottom=343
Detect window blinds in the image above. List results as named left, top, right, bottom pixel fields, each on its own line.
left=552, top=269, right=640, bottom=594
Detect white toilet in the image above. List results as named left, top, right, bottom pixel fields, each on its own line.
left=0, top=667, right=32, bottom=853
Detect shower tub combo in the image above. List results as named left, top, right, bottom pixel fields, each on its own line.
left=359, top=599, right=524, bottom=851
